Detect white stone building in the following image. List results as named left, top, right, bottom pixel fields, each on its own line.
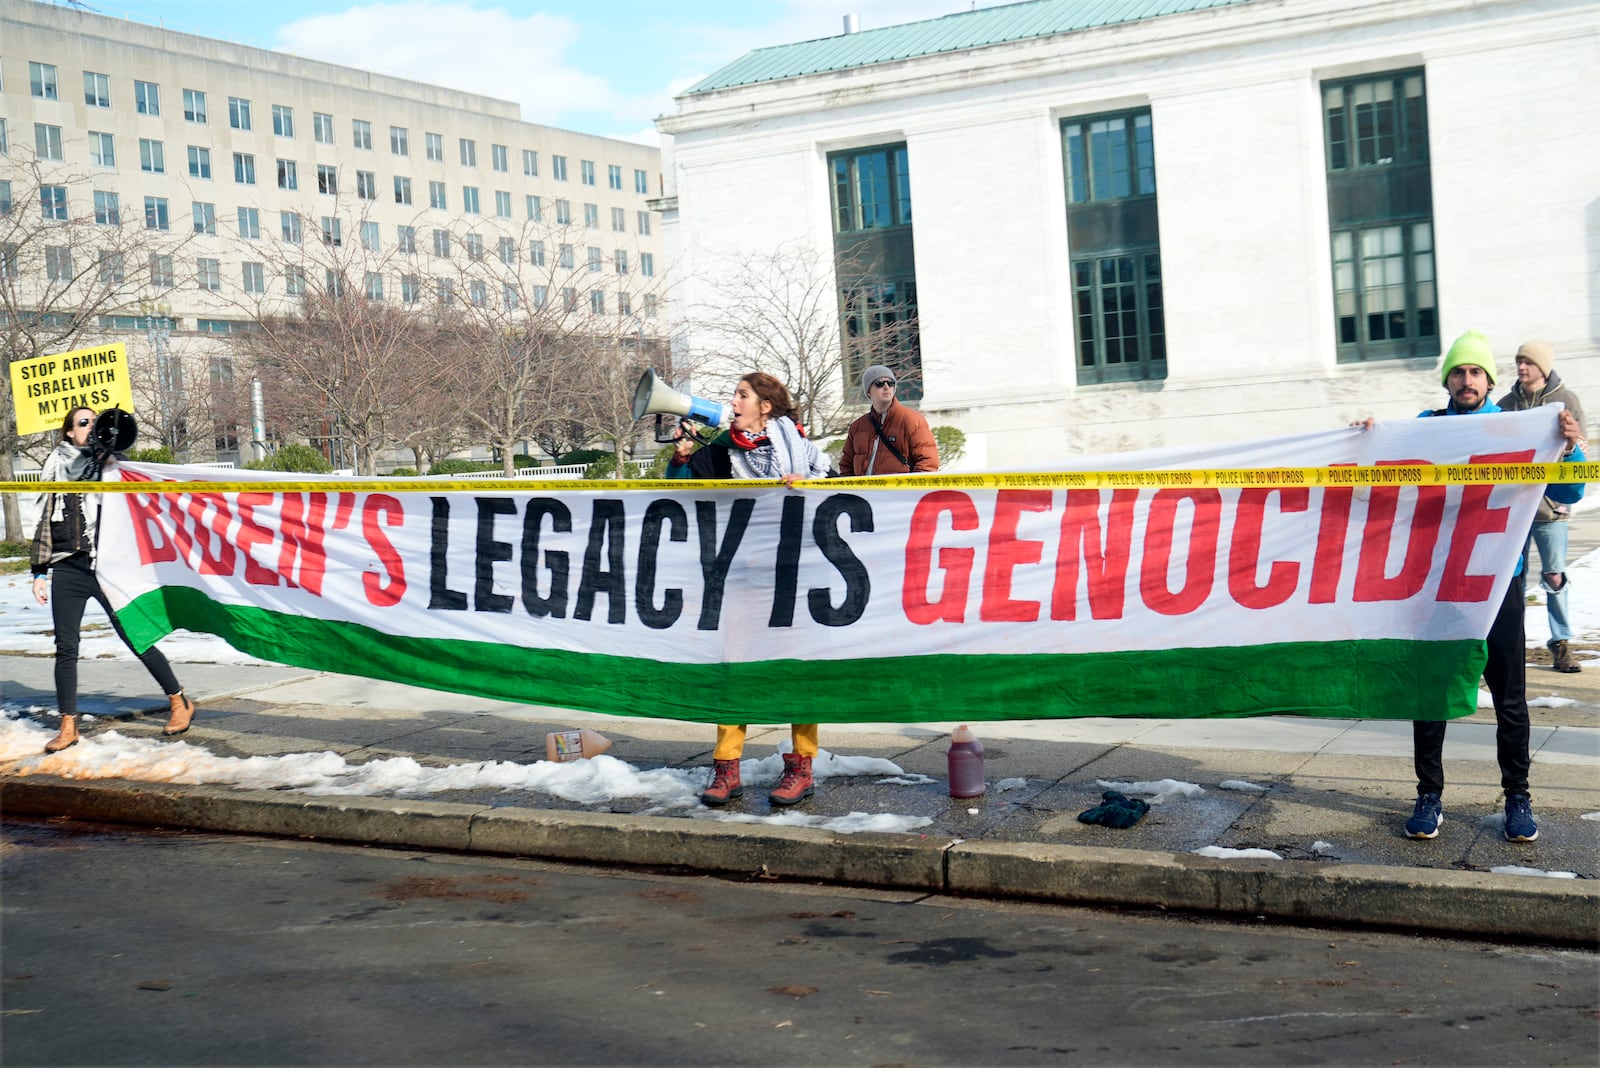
left=657, top=0, right=1600, bottom=468
left=2, top=0, right=664, bottom=464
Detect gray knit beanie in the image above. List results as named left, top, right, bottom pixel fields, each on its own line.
left=861, top=364, right=896, bottom=398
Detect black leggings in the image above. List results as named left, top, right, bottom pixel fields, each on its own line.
left=1413, top=574, right=1531, bottom=797
left=50, top=554, right=181, bottom=717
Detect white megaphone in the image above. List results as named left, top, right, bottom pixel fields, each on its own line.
left=631, top=369, right=730, bottom=443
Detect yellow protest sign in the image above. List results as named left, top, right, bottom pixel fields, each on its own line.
left=8, top=342, right=135, bottom=436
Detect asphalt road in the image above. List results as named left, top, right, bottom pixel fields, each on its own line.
left=2, top=818, right=1596, bottom=1067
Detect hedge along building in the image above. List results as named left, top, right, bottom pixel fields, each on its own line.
left=653, top=0, right=1600, bottom=469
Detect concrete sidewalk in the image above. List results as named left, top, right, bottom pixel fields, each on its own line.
left=3, top=650, right=1597, bottom=944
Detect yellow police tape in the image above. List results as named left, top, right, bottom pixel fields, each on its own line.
left=2, top=462, right=1598, bottom=496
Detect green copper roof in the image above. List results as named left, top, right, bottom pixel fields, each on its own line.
left=686, top=0, right=1258, bottom=94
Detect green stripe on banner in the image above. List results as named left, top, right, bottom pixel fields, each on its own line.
left=115, top=586, right=1485, bottom=725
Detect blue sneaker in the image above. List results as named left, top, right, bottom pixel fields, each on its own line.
left=1406, top=793, right=1443, bottom=839
left=1504, top=792, right=1539, bottom=842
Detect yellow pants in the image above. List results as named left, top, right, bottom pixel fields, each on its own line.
left=714, top=724, right=818, bottom=760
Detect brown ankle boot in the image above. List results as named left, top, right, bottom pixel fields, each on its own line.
left=769, top=753, right=814, bottom=807
left=162, top=692, right=197, bottom=736
left=701, top=758, right=743, bottom=806
left=1551, top=641, right=1581, bottom=673
left=44, top=715, right=79, bottom=753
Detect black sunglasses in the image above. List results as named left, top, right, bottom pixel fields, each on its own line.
left=871, top=379, right=896, bottom=389
left=76, top=417, right=94, bottom=427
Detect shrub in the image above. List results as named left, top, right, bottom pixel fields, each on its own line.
left=932, top=426, right=966, bottom=468
left=388, top=467, right=418, bottom=477
left=512, top=454, right=541, bottom=469
left=126, top=446, right=175, bottom=464
left=642, top=445, right=675, bottom=478
left=427, top=457, right=499, bottom=475
left=582, top=454, right=619, bottom=480
left=243, top=443, right=334, bottom=473
left=824, top=439, right=845, bottom=458
left=559, top=448, right=609, bottom=466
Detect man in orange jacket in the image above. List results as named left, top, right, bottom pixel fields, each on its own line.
left=837, top=364, right=940, bottom=476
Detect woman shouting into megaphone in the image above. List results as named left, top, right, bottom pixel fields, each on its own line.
left=29, top=406, right=197, bottom=753
left=666, top=372, right=832, bottom=808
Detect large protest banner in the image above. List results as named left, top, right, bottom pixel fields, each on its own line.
left=91, top=410, right=1573, bottom=725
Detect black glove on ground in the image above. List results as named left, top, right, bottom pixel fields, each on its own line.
left=1077, top=790, right=1151, bottom=829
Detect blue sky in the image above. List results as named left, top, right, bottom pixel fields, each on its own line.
left=90, top=0, right=999, bottom=144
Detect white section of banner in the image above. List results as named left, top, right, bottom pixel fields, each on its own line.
left=94, top=410, right=1570, bottom=663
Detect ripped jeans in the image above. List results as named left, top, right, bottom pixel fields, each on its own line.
left=1523, top=520, right=1571, bottom=645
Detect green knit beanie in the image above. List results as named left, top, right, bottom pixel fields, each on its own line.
left=1440, top=330, right=1497, bottom=387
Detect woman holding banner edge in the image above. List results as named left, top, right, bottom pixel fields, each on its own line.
left=29, top=406, right=197, bottom=753
left=666, top=372, right=832, bottom=807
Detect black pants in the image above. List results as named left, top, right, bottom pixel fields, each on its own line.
left=50, top=553, right=181, bottom=717
left=1413, top=574, right=1530, bottom=797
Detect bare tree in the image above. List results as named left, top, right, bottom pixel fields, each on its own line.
left=1, top=154, right=191, bottom=539
left=688, top=241, right=919, bottom=439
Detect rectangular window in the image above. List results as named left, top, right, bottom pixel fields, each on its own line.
left=560, top=287, right=576, bottom=312
left=436, top=278, right=455, bottom=305
left=432, top=229, right=450, bottom=258
left=401, top=274, right=420, bottom=304
left=462, top=186, right=480, bottom=214
left=356, top=170, right=377, bottom=200
left=643, top=293, right=657, bottom=318
left=196, top=257, right=221, bottom=291
left=31, top=62, right=59, bottom=100
left=40, top=185, right=69, bottom=221
left=580, top=160, right=596, bottom=186
left=618, top=293, right=632, bottom=317
left=364, top=272, right=384, bottom=301
left=459, top=138, right=477, bottom=166
left=0, top=180, right=9, bottom=215
left=141, top=138, right=166, bottom=174
left=35, top=124, right=63, bottom=161
left=522, top=149, right=538, bottom=176
left=555, top=199, right=571, bottom=224
left=469, top=280, right=487, bottom=307
left=149, top=253, right=174, bottom=288
left=634, top=168, right=649, bottom=194
left=587, top=246, right=602, bottom=272
left=395, top=176, right=412, bottom=205
left=326, top=269, right=345, bottom=300
left=504, top=283, right=519, bottom=311
left=526, top=195, right=542, bottom=222
left=584, top=203, right=599, bottom=229
left=321, top=216, right=342, bottom=247
left=425, top=132, right=443, bottom=161
left=313, top=112, right=334, bottom=144
left=495, top=190, right=512, bottom=218
left=93, top=190, right=120, bottom=225
left=188, top=145, right=212, bottom=179
left=391, top=125, right=409, bottom=156
left=317, top=164, right=338, bottom=195
left=0, top=119, right=7, bottom=155
left=229, top=96, right=252, bottom=131
left=1070, top=254, right=1165, bottom=384
left=559, top=244, right=573, bottom=269
left=234, top=152, right=256, bottom=185
left=637, top=210, right=651, bottom=236
left=193, top=201, right=216, bottom=234
left=397, top=225, right=416, bottom=254
left=492, top=143, right=508, bottom=172
left=45, top=246, right=72, bottom=282
left=97, top=252, right=124, bottom=283
left=1323, top=70, right=1436, bottom=362
left=272, top=104, right=294, bottom=137
left=590, top=289, right=605, bottom=314
left=611, top=207, right=625, bottom=232
left=285, top=265, right=306, bottom=296
left=84, top=71, right=111, bottom=108
left=281, top=211, right=303, bottom=244
left=533, top=285, right=548, bottom=309
left=135, top=80, right=160, bottom=116
left=831, top=144, right=912, bottom=232
left=352, top=119, right=372, bottom=150
left=529, top=240, right=545, bottom=267
left=237, top=206, right=261, bottom=239
left=242, top=261, right=265, bottom=294
left=428, top=180, right=446, bottom=210
left=499, top=236, right=516, bottom=265
left=615, top=249, right=628, bottom=275
left=639, top=252, right=654, bottom=277
left=465, top=233, right=484, bottom=261
left=1062, top=112, right=1154, bottom=205
left=361, top=220, right=380, bottom=251
left=277, top=158, right=298, bottom=190
left=89, top=131, right=115, bottom=167
left=608, top=164, right=622, bottom=190
left=183, top=88, right=207, bottom=123
left=552, top=155, right=567, bottom=181
left=145, top=196, right=169, bottom=231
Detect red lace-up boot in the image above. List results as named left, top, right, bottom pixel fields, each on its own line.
left=769, top=753, right=814, bottom=806
left=700, top=758, right=743, bottom=805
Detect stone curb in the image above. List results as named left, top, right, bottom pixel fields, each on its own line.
left=5, top=777, right=1596, bottom=945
